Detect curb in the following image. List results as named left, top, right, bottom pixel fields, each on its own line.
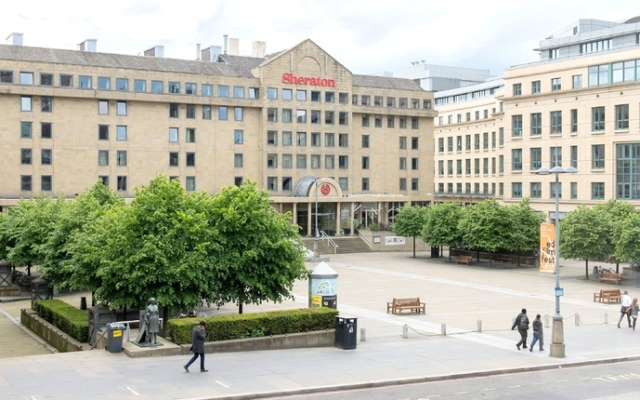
left=204, top=355, right=640, bottom=400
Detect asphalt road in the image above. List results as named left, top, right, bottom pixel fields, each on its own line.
left=274, top=360, right=640, bottom=400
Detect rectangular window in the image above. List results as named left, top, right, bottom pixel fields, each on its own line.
left=60, top=74, right=72, bottom=87
left=550, top=111, right=562, bottom=134
left=615, top=104, right=629, bottom=129
left=169, top=152, right=179, bottom=166
left=551, top=78, right=561, bottom=91
left=20, top=72, right=33, bottom=85
left=512, top=115, right=522, bottom=137
left=282, top=131, right=292, bottom=146
left=41, top=175, right=52, bottom=191
left=411, top=137, right=419, bottom=150
left=411, top=117, right=419, bottom=129
left=592, top=182, right=605, bottom=200
left=282, top=109, right=293, bottom=123
left=202, top=105, right=212, bottom=120
left=186, top=128, right=195, bottom=143
left=374, top=115, right=382, bottom=128
left=399, top=178, right=407, bottom=191
left=282, top=154, right=292, bottom=169
left=483, top=132, right=489, bottom=149
left=473, top=159, right=479, bottom=175
left=218, top=85, right=229, bottom=97
left=116, top=101, right=127, bottom=116
left=412, top=157, right=419, bottom=171
left=592, top=106, right=605, bottom=131
left=465, top=135, right=471, bottom=151
left=21, top=96, right=32, bottom=112
left=531, top=81, right=540, bottom=94
left=572, top=75, right=582, bottom=89
left=339, top=177, right=349, bottom=191
left=571, top=109, right=578, bottom=133
left=267, top=108, right=277, bottom=122
left=361, top=178, right=370, bottom=191
left=400, top=157, right=407, bottom=171
left=512, top=182, right=522, bottom=198
left=512, top=149, right=522, bottom=171
left=551, top=182, right=562, bottom=199
left=116, top=78, right=128, bottom=91
left=325, top=155, right=335, bottom=169
left=248, top=87, right=259, bottom=99
left=234, top=130, right=243, bottom=144
left=499, top=128, right=504, bottom=146
left=325, top=92, right=336, bottom=103
left=492, top=157, right=496, bottom=174
left=530, top=148, right=541, bottom=170
left=530, top=182, right=541, bottom=198
left=362, top=114, right=369, bottom=127
left=41, top=122, right=52, bottom=139
left=311, top=132, right=321, bottom=147
left=325, top=133, right=335, bottom=147
left=475, top=111, right=480, bottom=120
left=571, top=182, right=578, bottom=199
left=185, top=104, right=195, bottom=119
left=592, top=144, right=605, bottom=169
left=401, top=136, right=408, bottom=150
left=134, top=79, right=146, bottom=92
left=438, top=160, right=444, bottom=175
left=491, top=131, right=496, bottom=149
left=411, top=178, right=419, bottom=191
left=21, top=149, right=32, bottom=165
left=267, top=88, right=278, bottom=99
left=186, top=152, right=195, bottom=167
left=114, top=125, right=127, bottom=141
left=282, top=177, right=293, bottom=191
left=116, top=150, right=127, bottom=166
left=296, top=90, right=307, bottom=101
left=308, top=91, right=319, bottom=102
left=550, top=146, right=562, bottom=167
left=513, top=83, right=521, bottom=96
left=151, top=80, right=163, bottom=93
left=571, top=145, right=578, bottom=168
left=374, top=96, right=383, bottom=107
left=325, top=111, right=335, bottom=124
left=297, top=132, right=307, bottom=146
left=267, top=130, right=278, bottom=146
left=399, top=117, right=407, bottom=129
left=296, top=155, right=307, bottom=169
left=456, top=136, right=463, bottom=151
left=41, top=149, right=52, bottom=165
left=338, top=92, right=348, bottom=104
left=339, top=156, right=349, bottom=169
left=339, top=112, right=348, bottom=125
left=296, top=109, right=307, bottom=124
left=21, top=175, right=32, bottom=191
left=79, top=75, right=92, bottom=89
left=40, top=73, right=53, bottom=86
left=169, top=127, right=178, bottom=142
left=202, top=84, right=213, bottom=97
left=362, top=135, right=369, bottom=148
left=98, top=100, right=109, bottom=115
left=474, top=134, right=480, bottom=150
left=234, top=107, right=243, bottom=121
left=465, top=159, right=471, bottom=175
left=98, top=77, right=111, bottom=90
left=267, top=154, right=278, bottom=168
left=339, top=134, right=349, bottom=148
left=185, top=176, right=196, bottom=192
left=168, top=103, right=178, bottom=118
left=499, top=155, right=504, bottom=173
left=40, top=96, right=52, bottom=112
left=310, top=110, right=320, bottom=124
left=219, top=106, right=228, bottom=120
left=117, top=176, right=127, bottom=191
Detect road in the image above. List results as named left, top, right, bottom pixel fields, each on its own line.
left=274, top=360, right=640, bottom=400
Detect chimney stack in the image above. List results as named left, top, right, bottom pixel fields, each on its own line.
left=229, top=38, right=239, bottom=56
left=201, top=45, right=222, bottom=61
left=78, top=39, right=97, bottom=52
left=196, top=43, right=201, bottom=60
left=223, top=34, right=228, bottom=54
left=252, top=41, right=266, bottom=58
left=6, top=32, right=23, bottom=46
left=144, top=45, right=164, bottom=58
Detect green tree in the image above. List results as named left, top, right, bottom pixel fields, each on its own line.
left=209, top=180, right=308, bottom=314
left=613, top=212, right=640, bottom=266
left=458, top=199, right=511, bottom=263
left=421, top=201, right=463, bottom=262
left=560, top=205, right=609, bottom=279
left=595, top=199, right=637, bottom=272
left=393, top=206, right=429, bottom=258
left=0, top=212, right=7, bottom=262
left=506, top=198, right=545, bottom=265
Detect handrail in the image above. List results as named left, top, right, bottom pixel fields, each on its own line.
left=112, top=318, right=164, bottom=342
left=359, top=230, right=373, bottom=245
left=320, top=231, right=339, bottom=254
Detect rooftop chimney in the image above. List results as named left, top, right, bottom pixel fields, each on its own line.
left=252, top=41, right=266, bottom=58
left=201, top=45, right=222, bottom=61
left=6, top=32, right=23, bottom=46
left=144, top=45, right=164, bottom=58
left=78, top=39, right=97, bottom=52
left=223, top=34, right=228, bottom=54
left=196, top=43, right=201, bottom=60
left=229, top=38, right=239, bottom=56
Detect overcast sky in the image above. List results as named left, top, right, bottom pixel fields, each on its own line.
left=3, top=1, right=639, bottom=77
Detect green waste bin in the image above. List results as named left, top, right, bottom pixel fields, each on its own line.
left=106, top=322, right=125, bottom=353
left=334, top=316, right=357, bottom=350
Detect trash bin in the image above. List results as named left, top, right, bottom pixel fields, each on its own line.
left=106, top=322, right=125, bottom=353
left=431, top=246, right=440, bottom=258
left=335, top=316, right=357, bottom=350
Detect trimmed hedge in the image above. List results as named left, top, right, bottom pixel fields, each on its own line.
left=35, top=299, right=89, bottom=343
left=168, top=307, right=339, bottom=345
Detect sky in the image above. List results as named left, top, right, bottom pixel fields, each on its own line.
left=2, top=1, right=639, bottom=77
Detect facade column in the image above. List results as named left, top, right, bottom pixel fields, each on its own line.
left=377, top=202, right=382, bottom=225
left=350, top=202, right=355, bottom=236
left=335, top=202, right=341, bottom=236
left=307, top=202, right=312, bottom=237
left=279, top=203, right=283, bottom=213
left=292, top=202, right=297, bottom=226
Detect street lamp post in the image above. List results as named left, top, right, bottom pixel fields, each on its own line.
left=535, top=166, right=577, bottom=358
left=313, top=178, right=320, bottom=259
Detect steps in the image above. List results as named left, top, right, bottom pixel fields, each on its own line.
left=301, top=236, right=372, bottom=255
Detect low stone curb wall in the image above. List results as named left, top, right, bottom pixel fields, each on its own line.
left=20, top=308, right=84, bottom=353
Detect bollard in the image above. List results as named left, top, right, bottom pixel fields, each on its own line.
left=604, top=312, right=608, bottom=325
left=544, top=314, right=550, bottom=328
left=575, top=313, right=580, bottom=326
left=402, top=324, right=408, bottom=339
left=477, top=319, right=482, bottom=333
left=360, top=327, right=366, bottom=342
left=441, top=322, right=446, bottom=336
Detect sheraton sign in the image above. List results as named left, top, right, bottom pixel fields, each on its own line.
left=282, top=73, right=336, bottom=87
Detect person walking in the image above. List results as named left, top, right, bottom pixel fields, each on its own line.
left=529, top=314, right=544, bottom=352
left=630, top=298, right=639, bottom=331
left=511, top=308, right=529, bottom=350
left=618, top=290, right=632, bottom=328
left=184, top=321, right=208, bottom=373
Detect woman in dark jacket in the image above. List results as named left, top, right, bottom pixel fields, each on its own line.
left=184, top=321, right=208, bottom=372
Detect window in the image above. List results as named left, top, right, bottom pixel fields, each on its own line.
left=438, top=160, right=444, bottom=175
left=267, top=88, right=278, bottom=99
left=448, top=160, right=454, bottom=175
left=169, top=152, right=179, bottom=166
left=373, top=96, right=383, bottom=107
left=412, top=157, right=419, bottom=170
left=311, top=132, right=321, bottom=147
left=186, top=152, right=195, bottom=167
left=339, top=112, right=348, bottom=125
left=400, top=157, right=407, bottom=170
left=182, top=104, right=194, bottom=119
left=512, top=183, right=522, bottom=198
left=281, top=109, right=292, bottom=123
left=465, top=135, right=471, bottom=151
left=551, top=78, right=561, bottom=91
left=615, top=104, right=629, bottom=129
left=399, top=117, right=407, bottom=129
left=114, top=150, right=127, bottom=167
left=592, top=183, right=605, bottom=199
left=134, top=79, right=146, bottom=92
left=325, top=155, right=335, bottom=169
left=234, top=130, right=244, bottom=144
left=513, top=83, right=521, bottom=96
left=297, top=155, right=307, bottom=169
left=411, top=137, right=419, bottom=150
left=21, top=96, right=32, bottom=111
left=282, top=154, right=292, bottom=168
left=40, top=73, right=53, bottom=86
left=592, top=144, right=605, bottom=169
left=167, top=103, right=178, bottom=118
left=499, top=155, right=504, bottom=173
left=21, top=149, right=32, bottom=165
left=399, top=178, right=407, bottom=191
left=483, top=132, right=489, bottom=149
left=571, top=109, right=578, bottom=133
left=411, top=117, right=419, bottom=129
left=234, top=107, right=243, bottom=121
left=17, top=72, right=32, bottom=85
left=41, top=96, right=52, bottom=112
left=411, top=178, right=419, bottom=191
left=572, top=75, right=582, bottom=89
left=267, top=131, right=278, bottom=146
left=361, top=114, right=369, bottom=127
left=531, top=148, right=542, bottom=170
left=169, top=127, right=179, bottom=142
left=550, top=146, right=562, bottom=167
left=282, top=177, right=293, bottom=191
left=475, top=111, right=480, bottom=120
left=399, top=136, right=407, bottom=150
left=234, top=177, right=243, bottom=187
left=117, top=101, right=127, bottom=116
left=117, top=176, right=127, bottom=191
left=41, top=175, right=52, bottom=191
left=308, top=110, right=320, bottom=124
left=295, top=109, right=307, bottom=124
left=325, top=133, right=335, bottom=147
left=530, top=182, right=541, bottom=198
left=230, top=86, right=243, bottom=98
left=41, top=149, right=52, bottom=165
left=374, top=115, right=382, bottom=128
left=339, top=156, right=349, bottom=169
left=571, top=145, right=578, bottom=168
left=592, top=106, right=605, bottom=131
left=362, top=135, right=370, bottom=148
left=360, top=156, right=370, bottom=170
left=186, top=128, right=195, bottom=143
left=202, top=105, right=212, bottom=120
left=21, top=176, right=32, bottom=191
left=267, top=108, right=277, bottom=122
left=339, top=134, right=349, bottom=148
left=41, top=122, right=52, bottom=139
left=98, top=100, right=109, bottom=115
left=117, top=126, right=127, bottom=141
left=79, top=75, right=92, bottom=89
left=325, top=111, right=335, bottom=124
left=551, top=182, right=562, bottom=199
left=492, top=157, right=496, bottom=174
left=531, top=81, right=540, bottom=94
left=512, top=115, right=522, bottom=137
left=474, top=134, right=480, bottom=150
left=98, top=77, right=110, bottom=90
left=185, top=176, right=196, bottom=192
left=499, top=128, right=504, bottom=145
left=201, top=84, right=213, bottom=97
left=571, top=182, right=578, bottom=199
left=219, top=106, right=228, bottom=120
left=283, top=89, right=293, bottom=101
left=325, top=92, right=335, bottom=103
left=456, top=135, right=463, bottom=151
left=231, top=154, right=243, bottom=169
left=60, top=74, right=72, bottom=87
left=465, top=159, right=471, bottom=175
left=339, top=177, right=349, bottom=191
left=550, top=111, right=562, bottom=134
left=151, top=80, right=163, bottom=93
left=296, top=90, right=306, bottom=101
left=282, top=131, right=292, bottom=146
left=218, top=85, right=229, bottom=97
left=360, top=178, right=369, bottom=191
left=292, top=131, right=305, bottom=146
left=267, top=154, right=278, bottom=168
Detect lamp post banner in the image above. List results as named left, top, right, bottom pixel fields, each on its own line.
left=540, top=222, right=556, bottom=272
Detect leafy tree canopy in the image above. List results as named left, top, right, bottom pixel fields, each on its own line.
left=560, top=205, right=609, bottom=263
left=505, top=198, right=545, bottom=254
left=421, top=202, right=462, bottom=248
left=458, top=199, right=511, bottom=253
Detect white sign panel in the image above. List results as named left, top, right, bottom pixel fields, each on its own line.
left=384, top=236, right=406, bottom=246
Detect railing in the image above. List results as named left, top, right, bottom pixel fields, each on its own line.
left=114, top=318, right=164, bottom=342
left=359, top=229, right=373, bottom=245
left=320, top=231, right=339, bottom=254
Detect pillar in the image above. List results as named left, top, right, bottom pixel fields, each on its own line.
left=307, top=202, right=312, bottom=237
left=350, top=202, right=355, bottom=236
left=292, top=202, right=297, bottom=226
left=335, top=202, right=341, bottom=236
left=377, top=202, right=382, bottom=225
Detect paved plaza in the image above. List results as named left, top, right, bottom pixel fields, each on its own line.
left=0, top=251, right=639, bottom=399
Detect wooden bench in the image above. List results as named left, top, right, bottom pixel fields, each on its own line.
left=386, top=297, right=426, bottom=314
left=599, top=272, right=622, bottom=285
left=496, top=254, right=512, bottom=263
left=593, top=289, right=621, bottom=303
left=455, top=255, right=473, bottom=265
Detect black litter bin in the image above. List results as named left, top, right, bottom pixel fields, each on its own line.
left=335, top=316, right=357, bottom=350
left=106, top=322, right=125, bottom=353
left=430, top=246, right=440, bottom=258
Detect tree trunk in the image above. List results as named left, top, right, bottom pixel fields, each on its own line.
left=238, top=302, right=243, bottom=314
left=91, top=290, right=96, bottom=307
left=585, top=259, right=589, bottom=280
left=476, top=250, right=480, bottom=262
left=412, top=236, right=416, bottom=258
left=27, top=262, right=31, bottom=276
left=616, top=262, right=619, bottom=274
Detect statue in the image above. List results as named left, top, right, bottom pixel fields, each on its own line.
left=145, top=298, right=160, bottom=346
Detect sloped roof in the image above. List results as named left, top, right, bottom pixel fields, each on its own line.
left=217, top=54, right=265, bottom=70
left=0, top=44, right=255, bottom=78
left=353, top=75, right=423, bottom=91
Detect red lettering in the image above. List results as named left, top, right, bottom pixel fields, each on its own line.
left=297, top=77, right=304, bottom=84
left=310, top=78, right=317, bottom=85
left=282, top=73, right=291, bottom=84
left=327, top=79, right=335, bottom=87
left=281, top=72, right=336, bottom=87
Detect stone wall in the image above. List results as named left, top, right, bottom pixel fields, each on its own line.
left=20, top=308, right=84, bottom=353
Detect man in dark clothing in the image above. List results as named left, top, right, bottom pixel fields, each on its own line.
left=184, top=321, right=208, bottom=372
left=530, top=314, right=544, bottom=351
left=511, top=308, right=529, bottom=350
